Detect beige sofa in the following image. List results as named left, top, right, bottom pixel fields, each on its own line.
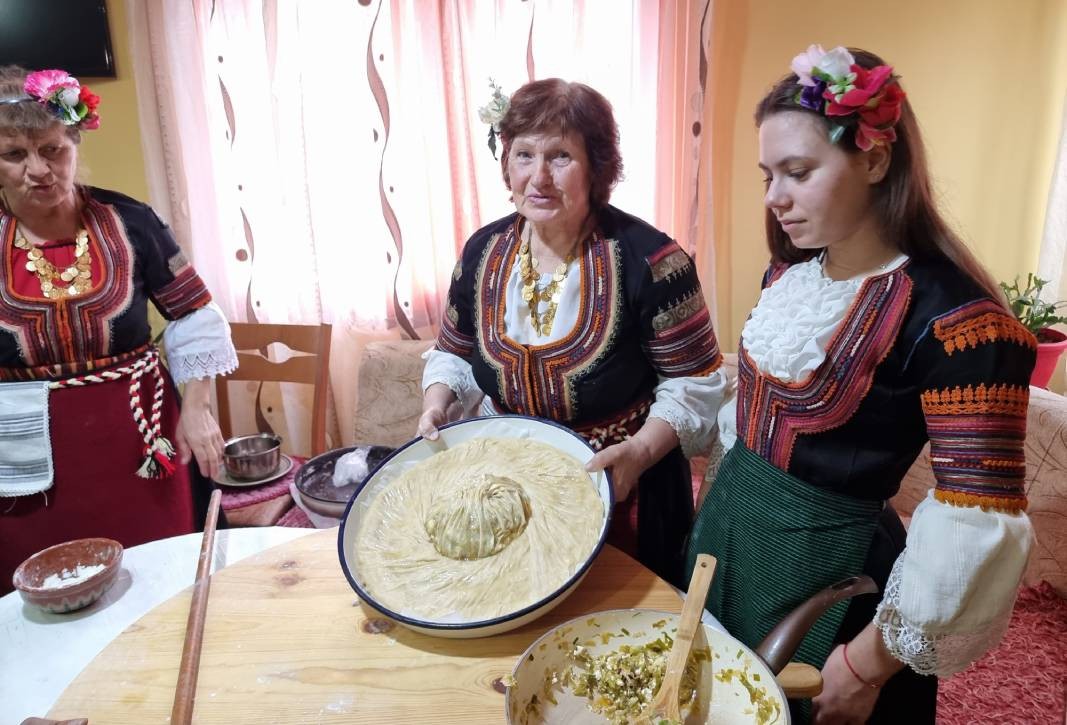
left=352, top=340, right=1067, bottom=596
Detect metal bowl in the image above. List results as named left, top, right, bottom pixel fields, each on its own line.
left=223, top=433, right=282, bottom=481
left=338, top=415, right=613, bottom=639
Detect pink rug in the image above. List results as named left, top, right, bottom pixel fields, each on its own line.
left=277, top=504, right=314, bottom=528
left=937, top=581, right=1067, bottom=724
left=218, top=455, right=306, bottom=511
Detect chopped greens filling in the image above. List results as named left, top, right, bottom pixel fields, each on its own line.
left=715, top=668, right=783, bottom=724
left=556, top=632, right=710, bottom=724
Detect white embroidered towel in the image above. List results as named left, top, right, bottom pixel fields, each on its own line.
left=0, top=381, right=53, bottom=497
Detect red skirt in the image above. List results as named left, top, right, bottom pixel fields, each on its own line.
left=0, top=368, right=198, bottom=594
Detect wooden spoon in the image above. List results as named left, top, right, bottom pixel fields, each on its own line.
left=637, top=553, right=717, bottom=725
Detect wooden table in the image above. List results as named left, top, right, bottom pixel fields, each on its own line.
left=49, top=529, right=684, bottom=723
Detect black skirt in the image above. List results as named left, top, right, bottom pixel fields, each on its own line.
left=834, top=505, right=938, bottom=724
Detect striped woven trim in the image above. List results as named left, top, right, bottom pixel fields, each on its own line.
left=920, top=383, right=1029, bottom=418
left=924, top=400, right=1029, bottom=513
left=737, top=268, right=912, bottom=470
left=0, top=412, right=49, bottom=440
left=933, top=300, right=1036, bottom=356
left=0, top=196, right=135, bottom=367
left=436, top=307, right=475, bottom=358
left=645, top=303, right=722, bottom=377
left=0, top=343, right=151, bottom=382
left=645, top=242, right=692, bottom=283
left=933, top=489, right=1027, bottom=512
left=154, top=266, right=212, bottom=319
left=0, top=380, right=52, bottom=497
left=0, top=460, right=50, bottom=476
left=570, top=396, right=653, bottom=450
left=478, top=223, right=622, bottom=422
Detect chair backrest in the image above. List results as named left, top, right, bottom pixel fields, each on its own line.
left=216, top=322, right=332, bottom=457
left=352, top=339, right=435, bottom=448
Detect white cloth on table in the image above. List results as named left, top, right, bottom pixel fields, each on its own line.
left=0, top=527, right=315, bottom=722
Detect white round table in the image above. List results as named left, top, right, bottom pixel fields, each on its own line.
left=1, top=526, right=316, bottom=724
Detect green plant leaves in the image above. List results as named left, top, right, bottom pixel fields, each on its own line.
left=1000, top=273, right=1067, bottom=335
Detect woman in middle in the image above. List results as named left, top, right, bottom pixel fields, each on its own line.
left=418, top=78, right=728, bottom=585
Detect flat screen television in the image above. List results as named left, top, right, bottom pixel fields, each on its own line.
left=0, top=0, right=116, bottom=78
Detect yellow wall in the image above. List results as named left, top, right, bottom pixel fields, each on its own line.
left=77, top=0, right=149, bottom=202
left=711, top=0, right=1067, bottom=346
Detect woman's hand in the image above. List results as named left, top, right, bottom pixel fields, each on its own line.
left=811, top=644, right=881, bottom=724
left=585, top=438, right=652, bottom=501
left=417, top=383, right=461, bottom=441
left=175, top=378, right=225, bottom=481
left=812, top=624, right=903, bottom=724
left=585, top=417, right=679, bottom=502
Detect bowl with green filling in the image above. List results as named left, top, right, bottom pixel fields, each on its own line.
left=505, top=608, right=787, bottom=724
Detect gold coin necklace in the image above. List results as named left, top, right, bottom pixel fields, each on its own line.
left=519, top=232, right=575, bottom=337
left=14, top=227, right=93, bottom=299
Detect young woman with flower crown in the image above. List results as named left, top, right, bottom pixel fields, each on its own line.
left=685, top=47, right=1036, bottom=722
left=0, top=67, right=237, bottom=593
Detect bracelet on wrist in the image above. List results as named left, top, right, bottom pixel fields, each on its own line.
left=842, top=641, right=881, bottom=690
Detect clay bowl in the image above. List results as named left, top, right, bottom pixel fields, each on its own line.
left=338, top=415, right=614, bottom=639
left=223, top=433, right=282, bottom=481
left=13, top=538, right=123, bottom=613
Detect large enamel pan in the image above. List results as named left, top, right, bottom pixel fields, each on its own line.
left=337, top=415, right=614, bottom=638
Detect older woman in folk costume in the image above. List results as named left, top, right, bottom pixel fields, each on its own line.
left=0, top=67, right=237, bottom=593
left=686, top=47, right=1035, bottom=723
left=418, top=79, right=728, bottom=586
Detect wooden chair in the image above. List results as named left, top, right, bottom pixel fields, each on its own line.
left=216, top=323, right=332, bottom=458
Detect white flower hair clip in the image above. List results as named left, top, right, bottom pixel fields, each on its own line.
left=477, top=78, right=510, bottom=159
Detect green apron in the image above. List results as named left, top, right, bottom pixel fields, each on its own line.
left=685, top=443, right=882, bottom=670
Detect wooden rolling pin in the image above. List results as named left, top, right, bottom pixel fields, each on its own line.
left=170, top=488, right=223, bottom=725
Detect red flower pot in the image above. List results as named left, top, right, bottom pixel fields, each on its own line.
left=1031, top=328, right=1067, bottom=389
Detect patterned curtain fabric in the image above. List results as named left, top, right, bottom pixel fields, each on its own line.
left=128, top=0, right=716, bottom=450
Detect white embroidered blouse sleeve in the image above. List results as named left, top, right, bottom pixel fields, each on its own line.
left=161, top=302, right=238, bottom=385
left=873, top=300, right=1035, bottom=677
left=648, top=368, right=730, bottom=459
left=421, top=349, right=485, bottom=412
left=875, top=495, right=1032, bottom=676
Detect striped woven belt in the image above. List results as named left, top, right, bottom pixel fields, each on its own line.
left=489, top=396, right=653, bottom=451
left=571, top=397, right=653, bottom=451
left=49, top=347, right=176, bottom=478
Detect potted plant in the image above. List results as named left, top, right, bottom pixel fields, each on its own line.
left=1000, top=274, right=1067, bottom=388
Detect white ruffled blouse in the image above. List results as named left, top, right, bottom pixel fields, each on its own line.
left=718, top=256, right=1033, bottom=677
left=423, top=253, right=728, bottom=458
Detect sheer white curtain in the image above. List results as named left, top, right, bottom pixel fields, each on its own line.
left=1038, top=90, right=1067, bottom=392
left=128, top=0, right=715, bottom=450
left=1039, top=92, right=1067, bottom=314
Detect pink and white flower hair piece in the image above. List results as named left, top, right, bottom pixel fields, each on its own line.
left=788, top=45, right=904, bottom=151
left=2, top=69, right=102, bottom=131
